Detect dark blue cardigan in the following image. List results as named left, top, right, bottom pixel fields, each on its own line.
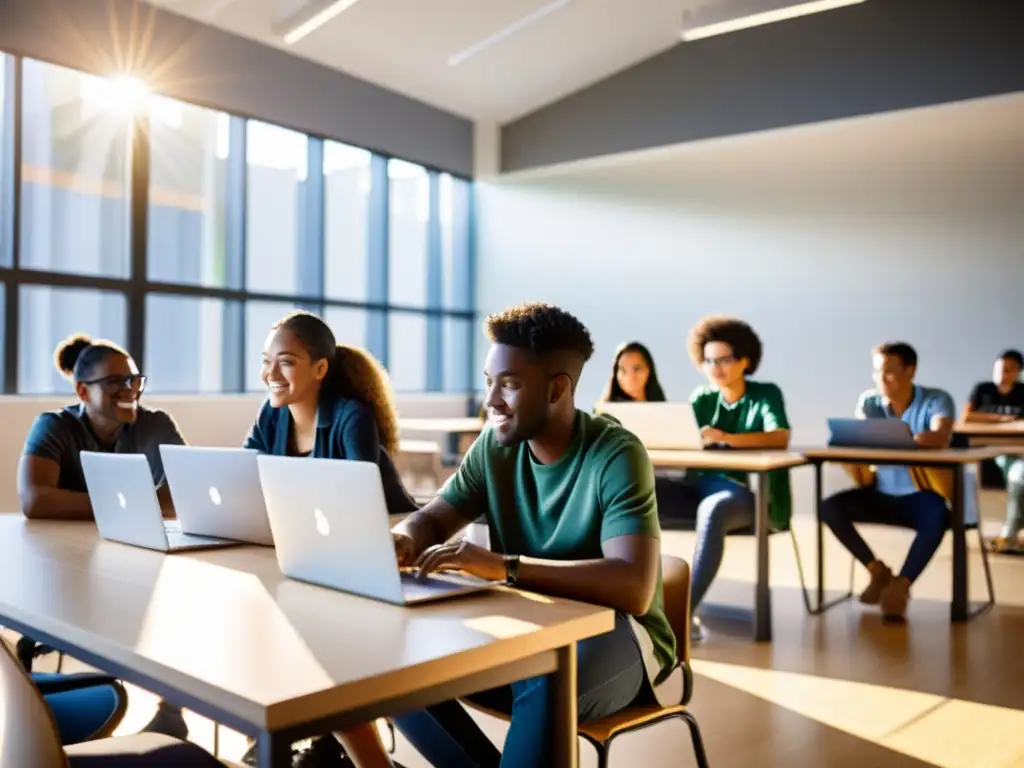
left=244, top=395, right=418, bottom=515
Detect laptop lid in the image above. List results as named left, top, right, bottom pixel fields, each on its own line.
left=81, top=452, right=170, bottom=551
left=160, top=445, right=274, bottom=546
left=827, top=418, right=917, bottom=449
left=257, top=455, right=406, bottom=604
left=597, top=403, right=701, bottom=449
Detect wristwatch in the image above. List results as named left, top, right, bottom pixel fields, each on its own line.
left=504, top=555, right=521, bottom=586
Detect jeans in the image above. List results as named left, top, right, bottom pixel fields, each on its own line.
left=819, top=488, right=949, bottom=582
left=655, top=474, right=755, bottom=611
left=34, top=673, right=123, bottom=745
left=392, top=612, right=649, bottom=768
left=996, top=456, right=1024, bottom=540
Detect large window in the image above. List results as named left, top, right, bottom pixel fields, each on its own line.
left=148, top=97, right=232, bottom=288
left=388, top=159, right=429, bottom=308
left=20, top=60, right=131, bottom=278
left=246, top=121, right=308, bottom=295
left=1, top=54, right=12, bottom=267
left=324, top=141, right=371, bottom=302
left=18, top=285, right=126, bottom=393
left=0, top=55, right=475, bottom=395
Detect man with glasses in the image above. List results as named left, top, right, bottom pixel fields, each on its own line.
left=17, top=333, right=190, bottom=742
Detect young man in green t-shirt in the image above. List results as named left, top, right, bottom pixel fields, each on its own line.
left=391, top=302, right=675, bottom=768
left=655, top=315, right=792, bottom=644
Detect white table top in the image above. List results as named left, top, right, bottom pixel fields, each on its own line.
left=399, top=417, right=485, bottom=435
left=801, top=445, right=1006, bottom=464
left=0, top=516, right=611, bottom=732
left=646, top=449, right=808, bottom=472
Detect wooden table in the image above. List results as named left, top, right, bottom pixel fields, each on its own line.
left=954, top=421, right=1024, bottom=448
left=801, top=446, right=1005, bottom=622
left=646, top=450, right=808, bottom=643
left=0, top=516, right=612, bottom=768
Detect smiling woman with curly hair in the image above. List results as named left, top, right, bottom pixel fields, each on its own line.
left=656, top=314, right=792, bottom=645
left=240, top=309, right=414, bottom=766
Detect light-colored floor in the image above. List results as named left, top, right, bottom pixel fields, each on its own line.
left=7, top=491, right=1023, bottom=767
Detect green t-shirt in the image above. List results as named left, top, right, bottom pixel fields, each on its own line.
left=690, top=380, right=793, bottom=530
left=440, top=410, right=677, bottom=682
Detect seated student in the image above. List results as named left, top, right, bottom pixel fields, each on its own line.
left=242, top=310, right=413, bottom=768
left=819, top=342, right=955, bottom=621
left=389, top=302, right=676, bottom=768
left=597, top=341, right=667, bottom=404
left=17, top=334, right=189, bottom=741
left=962, top=349, right=1024, bottom=552
left=653, top=316, right=791, bottom=643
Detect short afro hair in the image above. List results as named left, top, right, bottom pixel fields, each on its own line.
left=485, top=302, right=595, bottom=381
left=873, top=341, right=917, bottom=368
left=687, top=315, right=763, bottom=376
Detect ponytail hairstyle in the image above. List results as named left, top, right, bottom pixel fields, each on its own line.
left=53, top=333, right=128, bottom=382
left=273, top=311, right=400, bottom=456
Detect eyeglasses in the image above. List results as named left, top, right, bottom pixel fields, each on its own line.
left=702, top=355, right=736, bottom=368
left=83, top=374, right=147, bottom=395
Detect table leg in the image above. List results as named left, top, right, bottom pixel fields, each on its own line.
left=549, top=643, right=578, bottom=768
left=257, top=731, right=293, bottom=768
left=753, top=471, right=772, bottom=643
left=951, top=465, right=968, bottom=622
left=815, top=461, right=824, bottom=608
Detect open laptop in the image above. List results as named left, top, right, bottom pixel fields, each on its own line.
left=160, top=445, right=275, bottom=546
left=80, top=452, right=240, bottom=553
left=257, top=455, right=495, bottom=605
left=597, top=402, right=702, bottom=449
left=827, top=418, right=917, bottom=449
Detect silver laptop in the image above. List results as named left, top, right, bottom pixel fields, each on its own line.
left=80, top=452, right=240, bottom=553
left=597, top=402, right=702, bottom=449
left=257, top=455, right=495, bottom=605
left=160, top=445, right=275, bottom=546
left=827, top=418, right=917, bottom=449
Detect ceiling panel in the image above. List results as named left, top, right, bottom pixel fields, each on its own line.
left=147, top=0, right=695, bottom=121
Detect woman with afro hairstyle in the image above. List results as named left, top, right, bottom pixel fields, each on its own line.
left=656, top=315, right=792, bottom=644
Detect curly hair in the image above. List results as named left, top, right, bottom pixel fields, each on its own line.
left=687, top=315, right=763, bottom=376
left=485, top=302, right=595, bottom=386
left=330, top=345, right=400, bottom=457
left=599, top=341, right=667, bottom=403
left=274, top=311, right=400, bottom=456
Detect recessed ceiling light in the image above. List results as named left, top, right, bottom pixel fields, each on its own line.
left=277, top=0, right=364, bottom=45
left=448, top=0, right=573, bottom=67
left=681, top=0, right=867, bottom=42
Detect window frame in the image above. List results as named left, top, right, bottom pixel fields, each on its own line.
left=0, top=53, right=476, bottom=396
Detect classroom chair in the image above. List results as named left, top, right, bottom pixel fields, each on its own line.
left=796, top=458, right=995, bottom=617
left=463, top=554, right=710, bottom=768
left=0, top=638, right=237, bottom=768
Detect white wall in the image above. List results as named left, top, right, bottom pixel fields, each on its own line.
left=474, top=98, right=1024, bottom=512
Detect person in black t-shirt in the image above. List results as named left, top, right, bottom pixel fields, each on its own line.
left=964, top=350, right=1024, bottom=552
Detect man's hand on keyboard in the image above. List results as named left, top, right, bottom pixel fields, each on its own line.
left=414, top=540, right=505, bottom=583
left=393, top=532, right=419, bottom=568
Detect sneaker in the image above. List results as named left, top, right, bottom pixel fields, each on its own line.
left=141, top=700, right=189, bottom=740
left=879, top=577, right=911, bottom=621
left=690, top=616, right=707, bottom=646
left=859, top=561, right=893, bottom=605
